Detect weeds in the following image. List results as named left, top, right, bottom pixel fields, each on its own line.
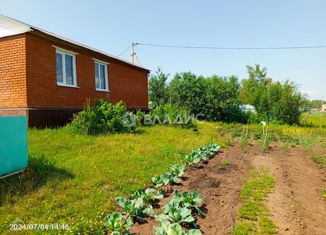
left=240, top=125, right=249, bottom=150
left=232, top=169, right=276, bottom=235
left=298, top=135, right=316, bottom=151
left=311, top=156, right=326, bottom=169
left=260, top=121, right=271, bottom=152
left=218, top=159, right=230, bottom=170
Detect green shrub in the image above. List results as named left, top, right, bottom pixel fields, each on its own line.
left=69, top=99, right=137, bottom=135
left=149, top=104, right=195, bottom=128
left=135, top=110, right=146, bottom=126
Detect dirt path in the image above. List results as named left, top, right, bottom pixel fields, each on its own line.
left=131, top=144, right=251, bottom=235
left=251, top=144, right=326, bottom=235
left=131, top=143, right=326, bottom=235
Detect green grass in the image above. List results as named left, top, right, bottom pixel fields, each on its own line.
left=311, top=156, right=326, bottom=200
left=0, top=122, right=225, bottom=233
left=218, top=159, right=230, bottom=170
left=233, top=169, right=276, bottom=235
left=300, top=112, right=326, bottom=128
left=311, top=156, right=326, bottom=169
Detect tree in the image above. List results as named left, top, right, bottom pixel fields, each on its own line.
left=168, top=72, right=206, bottom=115
left=239, top=64, right=305, bottom=124
left=202, top=75, right=241, bottom=121
left=168, top=73, right=242, bottom=122
left=303, top=99, right=325, bottom=111
left=148, top=68, right=169, bottom=108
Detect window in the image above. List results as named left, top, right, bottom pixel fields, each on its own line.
left=56, top=49, right=77, bottom=87
left=94, top=60, right=109, bottom=91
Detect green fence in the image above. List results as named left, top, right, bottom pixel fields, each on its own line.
left=0, top=116, right=28, bottom=178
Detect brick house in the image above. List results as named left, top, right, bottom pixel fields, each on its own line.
left=0, top=15, right=149, bottom=127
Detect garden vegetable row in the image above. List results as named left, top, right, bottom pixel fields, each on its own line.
left=104, top=143, right=220, bottom=235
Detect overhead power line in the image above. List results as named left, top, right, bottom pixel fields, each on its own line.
left=118, top=44, right=132, bottom=56
left=136, top=42, right=326, bottom=50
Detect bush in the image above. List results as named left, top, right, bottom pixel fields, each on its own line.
left=69, top=99, right=137, bottom=135
left=168, top=73, right=243, bottom=122
left=149, top=104, right=195, bottom=128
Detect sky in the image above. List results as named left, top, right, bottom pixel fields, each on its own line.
left=1, top=0, right=325, bottom=100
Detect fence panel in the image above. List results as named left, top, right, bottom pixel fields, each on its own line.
left=0, top=116, right=28, bottom=178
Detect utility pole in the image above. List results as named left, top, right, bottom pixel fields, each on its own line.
left=131, top=42, right=139, bottom=64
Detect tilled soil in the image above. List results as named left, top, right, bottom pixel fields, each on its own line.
left=252, top=144, right=326, bottom=235
left=131, top=144, right=251, bottom=235
left=130, top=143, right=326, bottom=235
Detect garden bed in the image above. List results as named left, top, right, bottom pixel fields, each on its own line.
left=130, top=144, right=251, bottom=234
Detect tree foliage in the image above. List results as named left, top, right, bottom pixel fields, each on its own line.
left=148, top=65, right=305, bottom=125
left=239, top=65, right=305, bottom=124
left=148, top=68, right=169, bottom=108
left=168, top=72, right=242, bottom=122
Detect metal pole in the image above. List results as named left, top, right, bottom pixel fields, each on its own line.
left=131, top=42, right=136, bottom=64
left=131, top=42, right=139, bottom=64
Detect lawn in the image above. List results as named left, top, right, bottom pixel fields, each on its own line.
left=0, top=122, right=225, bottom=233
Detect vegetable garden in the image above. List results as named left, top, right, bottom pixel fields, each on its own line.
left=105, top=144, right=220, bottom=234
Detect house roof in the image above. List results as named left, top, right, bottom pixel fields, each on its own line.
left=0, top=14, right=149, bottom=72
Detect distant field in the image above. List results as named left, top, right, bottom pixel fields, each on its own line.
left=300, top=112, right=326, bottom=128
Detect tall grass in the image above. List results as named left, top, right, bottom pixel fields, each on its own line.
left=300, top=112, right=326, bottom=128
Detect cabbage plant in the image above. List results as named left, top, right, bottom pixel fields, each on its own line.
left=104, top=212, right=133, bottom=235
left=154, top=220, right=202, bottom=235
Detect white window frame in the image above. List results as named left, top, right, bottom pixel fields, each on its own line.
left=55, top=48, right=78, bottom=88
left=94, top=59, right=109, bottom=92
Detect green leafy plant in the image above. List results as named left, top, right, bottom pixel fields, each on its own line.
left=154, top=191, right=204, bottom=234
left=184, top=150, right=202, bottom=165
left=154, top=220, right=202, bottom=235
left=115, top=196, right=154, bottom=219
left=156, top=200, right=195, bottom=224
left=104, top=212, right=133, bottom=235
left=170, top=164, right=186, bottom=177
left=132, top=188, right=164, bottom=203
left=69, top=99, right=136, bottom=135
left=152, top=172, right=182, bottom=188
left=184, top=144, right=220, bottom=165
left=174, top=191, right=203, bottom=215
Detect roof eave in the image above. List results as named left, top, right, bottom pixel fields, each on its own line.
left=29, top=27, right=150, bottom=73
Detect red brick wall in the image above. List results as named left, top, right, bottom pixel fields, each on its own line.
left=0, top=34, right=27, bottom=108
left=25, top=33, right=148, bottom=110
